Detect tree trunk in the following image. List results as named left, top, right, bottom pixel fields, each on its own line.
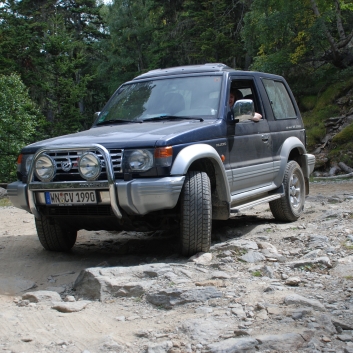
left=334, top=0, right=346, bottom=42
left=310, top=0, right=338, bottom=54
left=338, top=162, right=353, bottom=173
left=310, top=0, right=353, bottom=68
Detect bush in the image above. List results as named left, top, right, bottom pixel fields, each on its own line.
left=329, top=123, right=353, bottom=167
left=302, top=105, right=340, bottom=150
left=332, top=123, right=353, bottom=144
left=0, top=73, right=44, bottom=183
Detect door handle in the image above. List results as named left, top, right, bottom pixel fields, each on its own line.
left=261, top=134, right=269, bottom=142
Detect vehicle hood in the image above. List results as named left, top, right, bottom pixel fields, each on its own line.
left=22, top=119, right=224, bottom=153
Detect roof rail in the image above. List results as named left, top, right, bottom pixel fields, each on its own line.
left=133, top=63, right=234, bottom=80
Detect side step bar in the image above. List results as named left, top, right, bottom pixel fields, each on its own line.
left=230, top=194, right=282, bottom=213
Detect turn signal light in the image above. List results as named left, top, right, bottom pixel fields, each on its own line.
left=155, top=146, right=173, bottom=167
left=155, top=146, right=173, bottom=158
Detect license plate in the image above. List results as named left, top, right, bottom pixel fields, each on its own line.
left=45, top=191, right=97, bottom=205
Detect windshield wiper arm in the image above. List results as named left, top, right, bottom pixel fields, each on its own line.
left=96, top=119, right=142, bottom=126
left=140, top=115, right=204, bottom=122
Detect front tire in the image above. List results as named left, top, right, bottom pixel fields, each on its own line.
left=180, top=171, right=212, bottom=256
left=270, top=160, right=305, bottom=221
left=35, top=217, right=77, bottom=251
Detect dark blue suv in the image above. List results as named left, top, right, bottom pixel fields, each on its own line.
left=8, top=64, right=315, bottom=256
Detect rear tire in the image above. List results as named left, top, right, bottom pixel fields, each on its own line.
left=270, top=160, right=305, bottom=221
left=35, top=217, right=77, bottom=251
left=180, top=171, right=212, bottom=256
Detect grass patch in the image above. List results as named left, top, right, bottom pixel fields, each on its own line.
left=342, top=242, right=353, bottom=250
left=344, top=276, right=353, bottom=280
left=332, top=123, right=353, bottom=144
left=0, top=197, right=11, bottom=207
left=300, top=265, right=313, bottom=272
left=299, top=69, right=353, bottom=153
left=331, top=124, right=353, bottom=166
left=302, top=105, right=340, bottom=150
left=251, top=271, right=262, bottom=277
left=299, top=264, right=327, bottom=273
left=315, top=77, right=353, bottom=110
left=134, top=296, right=143, bottom=302
left=299, top=95, right=317, bottom=112
left=329, top=129, right=353, bottom=166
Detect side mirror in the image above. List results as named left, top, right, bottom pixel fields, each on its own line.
left=232, top=99, right=255, bottom=122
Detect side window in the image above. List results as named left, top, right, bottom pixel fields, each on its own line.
left=263, top=79, right=296, bottom=119
left=230, top=79, right=261, bottom=114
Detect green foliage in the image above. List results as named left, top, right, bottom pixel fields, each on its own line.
left=98, top=0, right=157, bottom=93
left=0, top=0, right=352, bottom=171
left=178, top=0, right=243, bottom=66
left=329, top=122, right=353, bottom=167
left=39, top=13, right=95, bottom=136
left=251, top=271, right=262, bottom=277
left=243, top=0, right=353, bottom=75
left=302, top=104, right=340, bottom=149
left=243, top=0, right=314, bottom=75
left=98, top=0, right=250, bottom=94
left=299, top=69, right=353, bottom=151
left=0, top=0, right=106, bottom=136
left=315, top=77, right=353, bottom=110
left=332, top=123, right=353, bottom=144
left=342, top=242, right=353, bottom=250
left=299, top=96, right=317, bottom=112
left=0, top=73, right=44, bottom=182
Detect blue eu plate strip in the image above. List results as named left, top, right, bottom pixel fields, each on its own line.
left=45, top=192, right=51, bottom=205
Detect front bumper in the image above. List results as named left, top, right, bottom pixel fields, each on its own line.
left=7, top=181, right=30, bottom=213
left=10, top=144, right=185, bottom=219
left=8, top=176, right=185, bottom=218
left=116, top=177, right=185, bottom=215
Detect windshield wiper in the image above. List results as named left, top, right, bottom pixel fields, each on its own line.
left=140, top=115, right=204, bottom=122
left=96, top=119, right=142, bottom=126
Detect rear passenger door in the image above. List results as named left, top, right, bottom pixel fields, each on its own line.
left=228, top=76, right=274, bottom=194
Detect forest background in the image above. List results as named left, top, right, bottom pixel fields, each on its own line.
left=0, top=0, right=353, bottom=182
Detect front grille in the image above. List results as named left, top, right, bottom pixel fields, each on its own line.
left=38, top=205, right=114, bottom=216
left=38, top=148, right=123, bottom=182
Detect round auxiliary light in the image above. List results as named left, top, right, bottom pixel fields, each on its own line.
left=78, top=152, right=101, bottom=180
left=34, top=154, right=56, bottom=182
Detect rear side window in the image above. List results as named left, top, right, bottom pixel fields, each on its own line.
left=263, top=79, right=296, bottom=119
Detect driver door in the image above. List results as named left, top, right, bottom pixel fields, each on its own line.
left=228, top=77, right=274, bottom=194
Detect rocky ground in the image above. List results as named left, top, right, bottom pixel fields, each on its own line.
left=0, top=180, right=353, bottom=353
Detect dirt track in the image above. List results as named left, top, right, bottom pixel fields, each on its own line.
left=0, top=180, right=352, bottom=353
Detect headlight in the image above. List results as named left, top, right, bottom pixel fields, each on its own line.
left=34, top=155, right=56, bottom=182
left=78, top=152, right=101, bottom=180
left=127, top=149, right=153, bottom=172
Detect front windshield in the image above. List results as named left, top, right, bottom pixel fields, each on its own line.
left=96, top=75, right=222, bottom=124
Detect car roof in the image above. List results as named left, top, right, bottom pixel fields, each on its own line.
left=133, top=63, right=284, bottom=81
left=133, top=63, right=235, bottom=80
